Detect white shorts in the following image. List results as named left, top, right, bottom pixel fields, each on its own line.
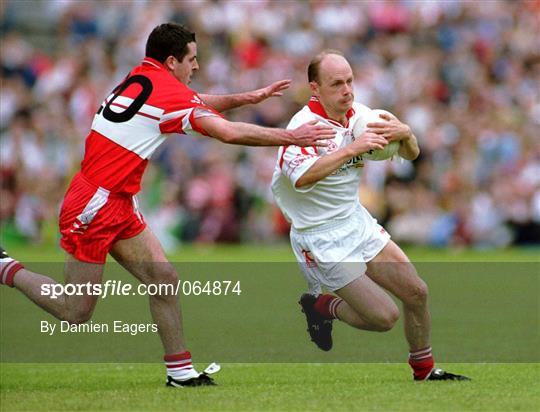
left=290, top=204, right=390, bottom=295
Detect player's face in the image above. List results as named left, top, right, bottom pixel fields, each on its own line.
left=311, top=55, right=354, bottom=118
left=170, top=42, right=199, bottom=84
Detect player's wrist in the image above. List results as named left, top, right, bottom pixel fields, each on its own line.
left=247, top=90, right=264, bottom=105
left=342, top=146, right=358, bottom=158
left=401, top=125, right=412, bottom=142
left=283, top=130, right=297, bottom=146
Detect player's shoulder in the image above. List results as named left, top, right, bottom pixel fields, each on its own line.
left=287, top=105, right=316, bottom=129
left=136, top=68, right=198, bottom=113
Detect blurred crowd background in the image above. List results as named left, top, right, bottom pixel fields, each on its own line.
left=1, top=0, right=539, bottom=250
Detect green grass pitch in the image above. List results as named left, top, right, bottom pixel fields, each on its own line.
left=1, top=363, right=538, bottom=411
left=1, top=242, right=539, bottom=411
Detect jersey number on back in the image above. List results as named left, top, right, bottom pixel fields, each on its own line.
left=98, top=75, right=153, bottom=123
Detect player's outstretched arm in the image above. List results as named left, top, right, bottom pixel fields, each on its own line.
left=197, top=116, right=335, bottom=147
left=295, top=131, right=387, bottom=188
left=366, top=112, right=420, bottom=160
left=198, top=80, right=291, bottom=112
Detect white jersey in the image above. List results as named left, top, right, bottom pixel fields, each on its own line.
left=271, top=98, right=373, bottom=230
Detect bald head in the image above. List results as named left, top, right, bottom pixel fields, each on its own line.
left=307, top=50, right=350, bottom=84
left=308, top=50, right=355, bottom=123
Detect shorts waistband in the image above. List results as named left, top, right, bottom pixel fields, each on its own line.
left=76, top=173, right=133, bottom=199
left=291, top=215, right=352, bottom=235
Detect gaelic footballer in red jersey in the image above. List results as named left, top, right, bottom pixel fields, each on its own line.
left=80, top=56, right=220, bottom=195
left=0, top=22, right=335, bottom=388
left=61, top=56, right=223, bottom=263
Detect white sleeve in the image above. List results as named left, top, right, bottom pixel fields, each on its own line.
left=278, top=144, right=320, bottom=193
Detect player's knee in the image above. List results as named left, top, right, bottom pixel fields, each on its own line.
left=159, top=265, right=178, bottom=286
left=404, top=279, right=429, bottom=307
left=63, top=307, right=94, bottom=325
left=148, top=265, right=178, bottom=300
left=377, top=307, right=400, bottom=331
left=145, top=263, right=178, bottom=285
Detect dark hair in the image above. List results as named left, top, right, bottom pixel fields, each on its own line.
left=145, top=22, right=196, bottom=63
left=307, top=49, right=344, bottom=83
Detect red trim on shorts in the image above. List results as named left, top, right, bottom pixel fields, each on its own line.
left=279, top=146, right=290, bottom=169
left=59, top=173, right=147, bottom=263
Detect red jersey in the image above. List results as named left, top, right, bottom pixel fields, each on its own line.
left=80, top=57, right=219, bottom=194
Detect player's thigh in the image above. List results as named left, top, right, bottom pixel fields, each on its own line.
left=366, top=240, right=428, bottom=305
left=110, top=226, right=176, bottom=285
left=334, top=275, right=399, bottom=324
left=63, top=253, right=104, bottom=316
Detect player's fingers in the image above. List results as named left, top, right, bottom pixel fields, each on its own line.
left=316, top=129, right=337, bottom=138
left=361, top=131, right=382, bottom=139
left=315, top=124, right=334, bottom=131
left=271, top=92, right=284, bottom=97
left=313, top=125, right=336, bottom=135
left=312, top=140, right=329, bottom=147
left=368, top=135, right=387, bottom=145
left=382, top=112, right=398, bottom=121
left=315, top=133, right=335, bottom=140
left=273, top=79, right=292, bottom=90
left=367, top=129, right=386, bottom=135
left=366, top=122, right=387, bottom=129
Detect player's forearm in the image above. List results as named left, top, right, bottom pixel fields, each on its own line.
left=214, top=121, right=295, bottom=146
left=398, top=130, right=420, bottom=160
left=198, top=93, right=256, bottom=112
left=295, top=148, right=356, bottom=188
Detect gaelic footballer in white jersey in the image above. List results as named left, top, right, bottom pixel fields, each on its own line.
left=271, top=97, right=390, bottom=293
left=272, top=98, right=380, bottom=230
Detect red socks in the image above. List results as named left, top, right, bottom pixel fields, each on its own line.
left=164, top=351, right=193, bottom=375
left=164, top=350, right=201, bottom=380
left=409, top=347, right=434, bottom=380
left=0, top=259, right=24, bottom=287
left=314, top=294, right=343, bottom=320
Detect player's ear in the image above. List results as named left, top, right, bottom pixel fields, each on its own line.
left=164, top=56, right=176, bottom=71
left=309, top=81, right=320, bottom=97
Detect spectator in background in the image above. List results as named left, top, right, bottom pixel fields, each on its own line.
left=1, top=0, right=538, bottom=248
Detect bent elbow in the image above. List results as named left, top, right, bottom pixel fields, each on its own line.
left=295, top=177, right=309, bottom=189
left=399, top=147, right=420, bottom=161
left=407, top=149, right=420, bottom=161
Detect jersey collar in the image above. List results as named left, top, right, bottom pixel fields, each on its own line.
left=307, top=96, right=355, bottom=128
left=141, top=57, right=166, bottom=70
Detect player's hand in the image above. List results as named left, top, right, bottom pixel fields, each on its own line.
left=366, top=112, right=412, bottom=142
left=249, top=79, right=292, bottom=104
left=291, top=120, right=336, bottom=147
left=351, top=131, right=388, bottom=155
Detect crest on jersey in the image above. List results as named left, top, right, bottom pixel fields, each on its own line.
left=290, top=153, right=315, bottom=169
left=326, top=140, right=338, bottom=153
left=191, top=94, right=203, bottom=105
